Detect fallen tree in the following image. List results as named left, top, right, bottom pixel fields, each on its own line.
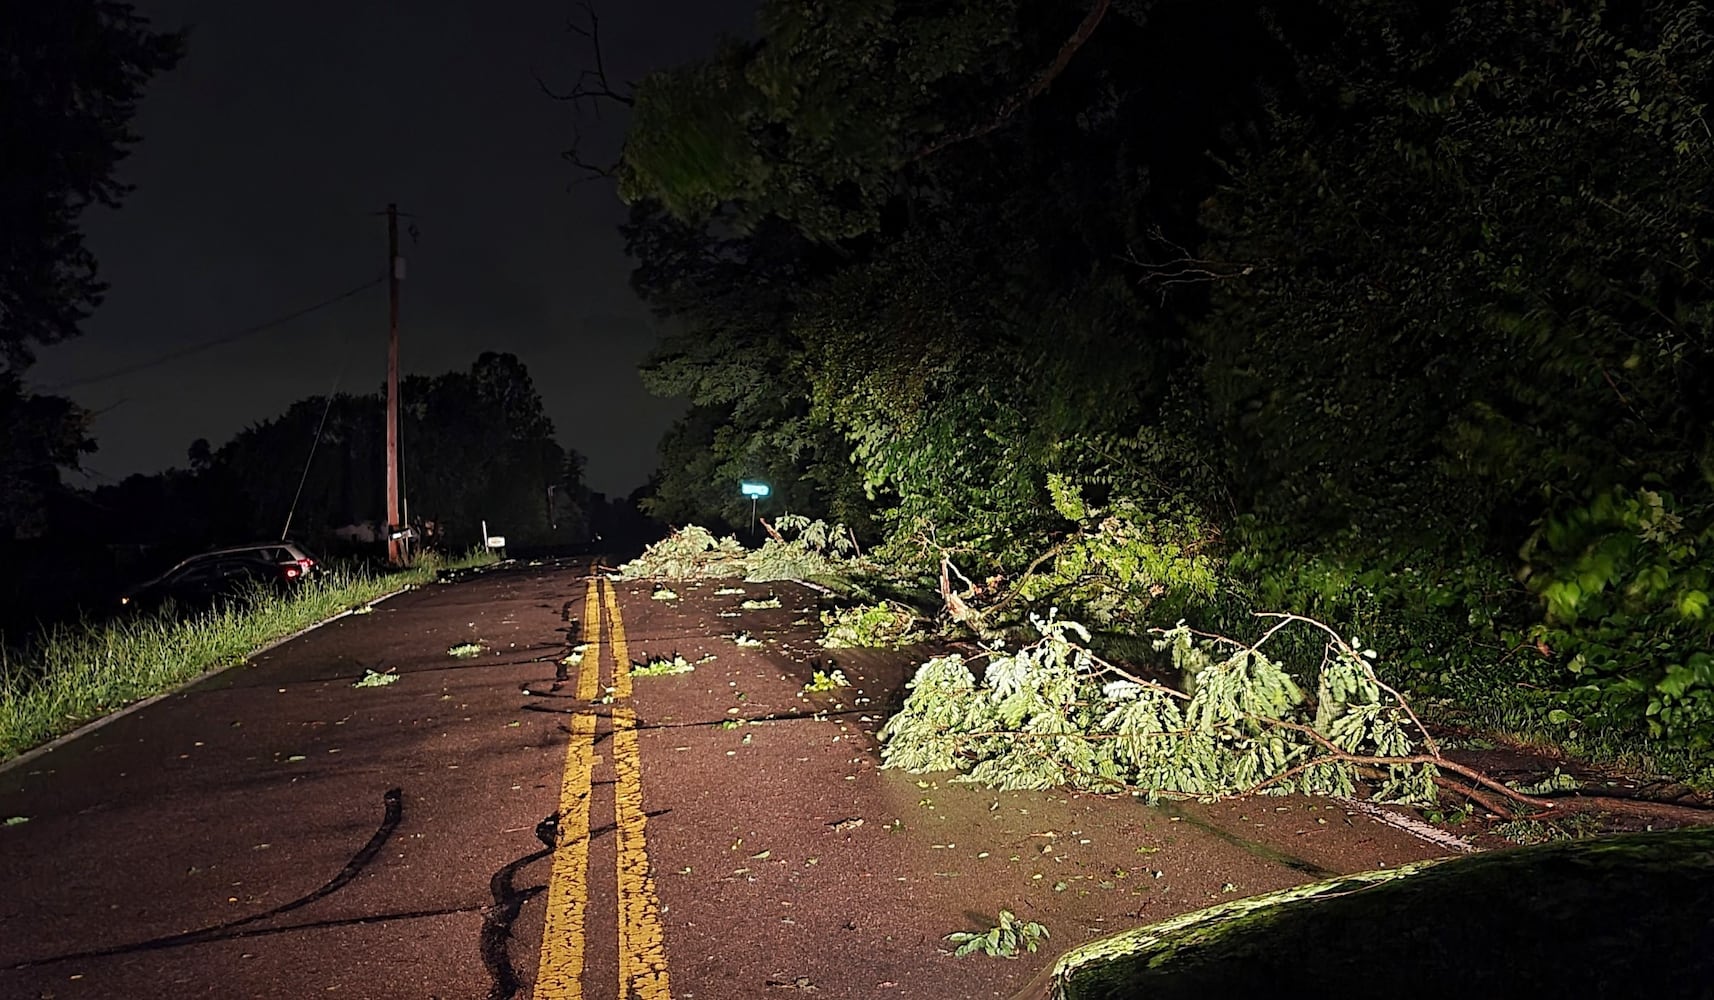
left=880, top=609, right=1714, bottom=824
left=880, top=611, right=1442, bottom=804
left=613, top=516, right=862, bottom=583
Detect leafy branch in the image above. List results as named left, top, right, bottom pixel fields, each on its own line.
left=946, top=909, right=1048, bottom=958
left=882, top=611, right=1439, bottom=802
left=879, top=609, right=1714, bottom=824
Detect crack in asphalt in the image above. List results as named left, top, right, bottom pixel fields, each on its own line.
left=8, top=786, right=405, bottom=969
left=479, top=837, right=552, bottom=1000
left=13, top=903, right=501, bottom=968
left=476, top=803, right=673, bottom=1000
left=548, top=615, right=584, bottom=695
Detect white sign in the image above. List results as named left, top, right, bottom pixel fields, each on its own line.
left=486, top=535, right=506, bottom=549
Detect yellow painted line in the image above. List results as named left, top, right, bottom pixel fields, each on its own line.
left=606, top=577, right=631, bottom=701
left=533, top=580, right=604, bottom=1000
left=603, top=579, right=673, bottom=999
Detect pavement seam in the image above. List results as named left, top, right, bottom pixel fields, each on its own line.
left=532, top=580, right=604, bottom=999
left=604, top=579, right=673, bottom=1000
left=0, top=585, right=418, bottom=777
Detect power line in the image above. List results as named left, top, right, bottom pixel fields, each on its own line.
left=45, top=276, right=385, bottom=391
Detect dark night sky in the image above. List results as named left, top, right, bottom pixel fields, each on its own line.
left=27, top=0, right=755, bottom=498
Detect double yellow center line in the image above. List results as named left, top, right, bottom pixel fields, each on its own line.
left=534, top=578, right=672, bottom=999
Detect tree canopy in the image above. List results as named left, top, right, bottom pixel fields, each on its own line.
left=617, top=1, right=1714, bottom=749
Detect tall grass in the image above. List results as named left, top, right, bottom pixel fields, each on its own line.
left=0, top=549, right=497, bottom=762
left=411, top=546, right=502, bottom=573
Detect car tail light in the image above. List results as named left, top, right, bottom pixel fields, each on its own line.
left=284, top=565, right=302, bottom=580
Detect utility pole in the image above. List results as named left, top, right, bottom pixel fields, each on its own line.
left=385, top=203, right=404, bottom=565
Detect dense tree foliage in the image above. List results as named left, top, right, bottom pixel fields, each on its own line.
left=617, top=1, right=1714, bottom=750
left=0, top=2, right=182, bottom=538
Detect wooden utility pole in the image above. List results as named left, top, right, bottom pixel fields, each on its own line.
left=385, top=203, right=403, bottom=565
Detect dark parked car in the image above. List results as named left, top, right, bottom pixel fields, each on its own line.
left=120, top=542, right=321, bottom=613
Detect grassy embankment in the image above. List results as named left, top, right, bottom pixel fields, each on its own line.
left=0, top=549, right=498, bottom=762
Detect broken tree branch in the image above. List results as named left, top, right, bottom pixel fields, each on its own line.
left=1122, top=228, right=1257, bottom=301
left=914, top=0, right=1112, bottom=160
left=939, top=554, right=989, bottom=632
left=1253, top=612, right=1442, bottom=758
left=1431, top=775, right=1518, bottom=820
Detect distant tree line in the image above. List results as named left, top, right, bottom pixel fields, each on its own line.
left=91, top=351, right=591, bottom=553
left=2, top=353, right=597, bottom=627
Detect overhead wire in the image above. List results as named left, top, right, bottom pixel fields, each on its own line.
left=279, top=338, right=355, bottom=541
left=278, top=378, right=341, bottom=542
left=45, top=275, right=384, bottom=391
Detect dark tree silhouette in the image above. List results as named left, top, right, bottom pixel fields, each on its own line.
left=0, top=2, right=182, bottom=538
left=0, top=3, right=183, bottom=362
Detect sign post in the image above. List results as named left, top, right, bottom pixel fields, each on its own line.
left=739, top=480, right=771, bottom=539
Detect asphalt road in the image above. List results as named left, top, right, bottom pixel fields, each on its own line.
left=0, top=561, right=1450, bottom=999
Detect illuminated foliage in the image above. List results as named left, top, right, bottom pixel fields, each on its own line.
left=618, top=0, right=1714, bottom=753
left=878, top=613, right=1437, bottom=803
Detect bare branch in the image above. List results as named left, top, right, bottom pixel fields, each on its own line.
left=542, top=1, right=634, bottom=110
left=915, top=0, right=1113, bottom=160
left=1432, top=775, right=1518, bottom=820
left=1082, top=648, right=1191, bottom=701
left=540, top=1, right=631, bottom=185
left=559, top=131, right=619, bottom=185
left=1123, top=228, right=1257, bottom=301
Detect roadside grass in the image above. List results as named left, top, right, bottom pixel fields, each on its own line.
left=1421, top=669, right=1714, bottom=792
left=0, top=548, right=498, bottom=763
left=412, top=547, right=501, bottom=573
